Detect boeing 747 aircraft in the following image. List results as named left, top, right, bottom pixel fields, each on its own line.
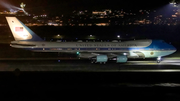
left=6, top=17, right=176, bottom=63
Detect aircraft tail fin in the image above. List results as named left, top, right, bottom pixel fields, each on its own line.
left=6, top=17, right=43, bottom=41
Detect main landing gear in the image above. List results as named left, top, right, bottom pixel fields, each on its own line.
left=90, top=59, right=106, bottom=64
left=91, top=59, right=96, bottom=64
left=157, top=57, right=162, bottom=63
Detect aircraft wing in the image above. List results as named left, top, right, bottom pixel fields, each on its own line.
left=79, top=52, right=128, bottom=59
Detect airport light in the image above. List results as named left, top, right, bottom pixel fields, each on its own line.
left=76, top=51, right=80, bottom=55
left=19, top=2, right=28, bottom=15
left=170, top=2, right=177, bottom=4
left=170, top=0, right=177, bottom=7
left=53, top=34, right=63, bottom=39
left=20, top=2, right=26, bottom=10
left=87, top=35, right=96, bottom=39
left=170, top=0, right=176, bottom=4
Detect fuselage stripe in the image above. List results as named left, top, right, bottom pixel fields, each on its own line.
left=23, top=47, right=176, bottom=51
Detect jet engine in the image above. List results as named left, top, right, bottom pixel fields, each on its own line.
left=91, top=55, right=108, bottom=64
left=96, top=55, right=108, bottom=63
left=116, top=55, right=128, bottom=63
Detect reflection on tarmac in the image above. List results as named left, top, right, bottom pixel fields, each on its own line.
left=0, top=57, right=179, bottom=72
left=130, top=58, right=180, bottom=65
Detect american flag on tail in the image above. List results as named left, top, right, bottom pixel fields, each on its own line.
left=15, top=27, right=23, bottom=32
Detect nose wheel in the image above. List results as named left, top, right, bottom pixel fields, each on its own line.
left=157, top=57, right=161, bottom=63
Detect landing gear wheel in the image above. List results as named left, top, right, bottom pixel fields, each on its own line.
left=157, top=60, right=160, bottom=63
left=91, top=59, right=95, bottom=64
left=157, top=57, right=161, bottom=63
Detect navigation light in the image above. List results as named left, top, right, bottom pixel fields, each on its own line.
left=76, top=51, right=80, bottom=55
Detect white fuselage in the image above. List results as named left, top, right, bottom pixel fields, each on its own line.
left=10, top=39, right=176, bottom=59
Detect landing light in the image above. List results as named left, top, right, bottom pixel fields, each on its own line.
left=157, top=57, right=161, bottom=61
left=123, top=53, right=127, bottom=55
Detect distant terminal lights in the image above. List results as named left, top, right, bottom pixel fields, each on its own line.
left=0, top=11, right=16, bottom=15
left=92, top=9, right=112, bottom=15
left=0, top=10, right=30, bottom=16
left=1, top=6, right=180, bottom=26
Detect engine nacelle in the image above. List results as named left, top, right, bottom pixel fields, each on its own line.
left=117, top=55, right=128, bottom=63
left=96, top=55, right=108, bottom=63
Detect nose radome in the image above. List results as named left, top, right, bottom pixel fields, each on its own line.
left=173, top=46, right=177, bottom=52
left=170, top=44, right=177, bottom=53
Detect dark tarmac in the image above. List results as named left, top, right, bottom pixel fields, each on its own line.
left=0, top=57, right=179, bottom=72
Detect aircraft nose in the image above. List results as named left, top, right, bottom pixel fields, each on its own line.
left=170, top=45, right=177, bottom=53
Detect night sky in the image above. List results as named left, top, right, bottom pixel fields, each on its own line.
left=0, top=0, right=172, bottom=15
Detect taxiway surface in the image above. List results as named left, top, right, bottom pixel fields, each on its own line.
left=0, top=57, right=179, bottom=72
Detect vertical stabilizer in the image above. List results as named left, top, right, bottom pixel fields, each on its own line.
left=6, top=17, right=43, bottom=41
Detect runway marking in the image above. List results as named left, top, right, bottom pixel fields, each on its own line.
left=60, top=69, right=180, bottom=72
left=165, top=57, right=180, bottom=59
left=116, top=69, right=180, bottom=72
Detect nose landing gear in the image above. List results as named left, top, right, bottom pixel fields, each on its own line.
left=157, top=57, right=161, bottom=63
